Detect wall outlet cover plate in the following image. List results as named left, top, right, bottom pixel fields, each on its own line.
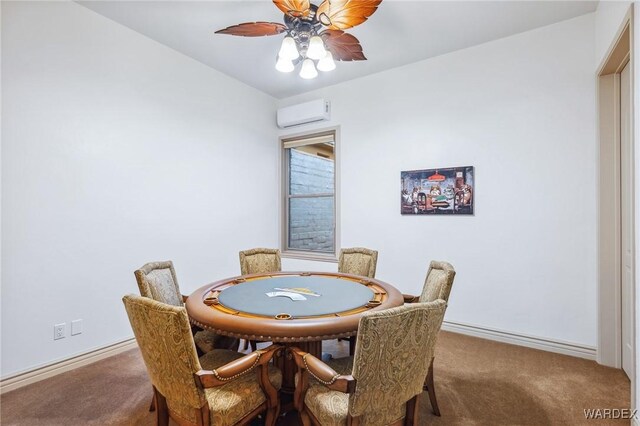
left=54, top=323, right=66, bottom=340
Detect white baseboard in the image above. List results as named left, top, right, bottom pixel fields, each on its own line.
left=442, top=320, right=597, bottom=361
left=0, top=338, right=137, bottom=394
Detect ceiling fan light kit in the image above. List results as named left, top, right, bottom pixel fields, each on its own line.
left=317, top=51, right=336, bottom=72
left=276, top=56, right=296, bottom=72
left=215, top=0, right=381, bottom=80
left=306, top=35, right=327, bottom=60
left=278, top=36, right=300, bottom=60
left=300, top=58, right=319, bottom=79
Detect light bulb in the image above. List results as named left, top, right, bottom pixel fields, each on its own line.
left=299, top=59, right=318, bottom=79
left=275, top=56, right=294, bottom=73
left=306, top=36, right=326, bottom=60
left=278, top=37, right=299, bottom=60
left=317, top=51, right=336, bottom=72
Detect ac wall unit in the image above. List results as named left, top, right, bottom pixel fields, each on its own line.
left=276, top=99, right=331, bottom=128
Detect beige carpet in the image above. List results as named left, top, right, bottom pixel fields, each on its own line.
left=1, top=332, right=630, bottom=425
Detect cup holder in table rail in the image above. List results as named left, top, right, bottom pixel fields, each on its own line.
left=204, top=296, right=219, bottom=306
left=275, top=313, right=292, bottom=320
left=366, top=300, right=382, bottom=308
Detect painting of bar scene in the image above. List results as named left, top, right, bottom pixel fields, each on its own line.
left=401, top=166, right=474, bottom=215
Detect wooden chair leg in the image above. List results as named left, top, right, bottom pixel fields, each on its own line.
left=148, top=386, right=156, bottom=412
left=346, top=414, right=361, bottom=425
left=425, top=359, right=441, bottom=416
left=405, top=395, right=419, bottom=425
left=265, top=402, right=280, bottom=426
left=153, top=387, right=169, bottom=426
left=300, top=408, right=313, bottom=426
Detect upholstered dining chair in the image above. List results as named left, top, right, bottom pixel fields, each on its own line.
left=123, top=294, right=282, bottom=426
left=337, top=247, right=378, bottom=278
left=403, top=260, right=456, bottom=417
left=337, top=247, right=379, bottom=355
left=291, top=300, right=447, bottom=426
left=239, top=248, right=282, bottom=275
left=237, top=248, right=283, bottom=351
left=134, top=261, right=238, bottom=354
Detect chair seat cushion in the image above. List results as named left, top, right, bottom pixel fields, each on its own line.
left=199, top=349, right=245, bottom=369
left=304, top=356, right=405, bottom=426
left=305, top=382, right=350, bottom=426
left=194, top=330, right=239, bottom=353
left=326, top=356, right=354, bottom=375
left=200, top=350, right=282, bottom=426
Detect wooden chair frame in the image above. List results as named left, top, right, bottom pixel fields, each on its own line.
left=337, top=247, right=379, bottom=354
left=134, top=261, right=239, bottom=413
left=290, top=347, right=420, bottom=426
left=153, top=345, right=282, bottom=426
left=402, top=260, right=456, bottom=417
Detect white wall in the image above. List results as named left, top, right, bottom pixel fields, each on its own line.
left=1, top=1, right=278, bottom=378
left=279, top=14, right=597, bottom=348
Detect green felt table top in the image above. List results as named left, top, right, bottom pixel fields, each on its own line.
left=217, top=275, right=375, bottom=318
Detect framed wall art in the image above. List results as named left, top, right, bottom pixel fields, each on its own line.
left=401, top=166, right=474, bottom=215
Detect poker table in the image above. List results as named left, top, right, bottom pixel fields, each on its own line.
left=186, top=271, right=403, bottom=393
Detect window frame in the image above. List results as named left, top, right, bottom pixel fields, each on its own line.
left=280, top=127, right=340, bottom=262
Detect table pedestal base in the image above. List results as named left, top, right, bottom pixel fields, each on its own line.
left=275, top=341, right=321, bottom=393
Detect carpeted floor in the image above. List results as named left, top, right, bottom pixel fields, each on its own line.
left=1, top=332, right=630, bottom=425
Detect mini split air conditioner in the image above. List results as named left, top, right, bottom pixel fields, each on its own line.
left=276, top=99, right=331, bottom=128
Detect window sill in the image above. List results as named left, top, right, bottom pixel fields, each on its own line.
left=281, top=250, right=338, bottom=263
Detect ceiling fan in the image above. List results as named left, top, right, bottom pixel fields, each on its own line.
left=215, top=0, right=382, bottom=79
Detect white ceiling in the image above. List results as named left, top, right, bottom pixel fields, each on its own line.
left=78, top=1, right=598, bottom=99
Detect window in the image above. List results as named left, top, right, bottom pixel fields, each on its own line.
left=282, top=130, right=337, bottom=260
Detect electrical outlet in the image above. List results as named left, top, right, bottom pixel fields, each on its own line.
left=54, top=323, right=66, bottom=340
left=71, top=319, right=83, bottom=336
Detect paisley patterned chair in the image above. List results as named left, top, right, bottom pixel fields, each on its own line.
left=122, top=294, right=282, bottom=426
left=237, top=249, right=282, bottom=351
left=337, top=247, right=379, bottom=354
left=403, top=260, right=456, bottom=416
left=291, top=300, right=447, bottom=426
left=134, top=261, right=238, bottom=354
left=239, top=248, right=282, bottom=275
left=337, top=247, right=378, bottom=278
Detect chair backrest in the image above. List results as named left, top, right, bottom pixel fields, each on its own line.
left=122, top=295, right=205, bottom=421
left=349, top=300, right=447, bottom=423
left=419, top=261, right=456, bottom=303
left=239, top=248, right=282, bottom=275
left=338, top=247, right=378, bottom=278
left=134, top=261, right=182, bottom=307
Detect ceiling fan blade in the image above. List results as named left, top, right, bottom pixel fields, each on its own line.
left=321, top=30, right=366, bottom=61
left=273, top=0, right=311, bottom=18
left=215, top=22, right=287, bottom=37
left=317, top=0, right=382, bottom=30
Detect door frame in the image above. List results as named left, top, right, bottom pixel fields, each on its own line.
left=596, top=3, right=635, bottom=402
